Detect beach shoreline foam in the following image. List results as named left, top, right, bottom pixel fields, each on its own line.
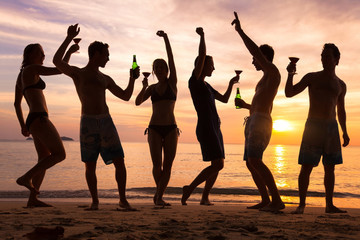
left=1, top=201, right=359, bottom=239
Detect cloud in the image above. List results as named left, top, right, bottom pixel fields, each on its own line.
left=1, top=0, right=360, bottom=144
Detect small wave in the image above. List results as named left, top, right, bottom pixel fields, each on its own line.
left=0, top=187, right=359, bottom=199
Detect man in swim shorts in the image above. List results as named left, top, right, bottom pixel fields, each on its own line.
left=53, top=24, right=139, bottom=210
left=232, top=12, right=284, bottom=212
left=285, top=43, right=349, bottom=214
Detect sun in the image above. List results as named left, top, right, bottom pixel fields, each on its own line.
left=273, top=119, right=293, bottom=132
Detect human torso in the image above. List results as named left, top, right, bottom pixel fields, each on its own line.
left=188, top=73, right=220, bottom=128
left=21, top=67, right=48, bottom=113
left=250, top=70, right=280, bottom=116
left=73, top=68, right=110, bottom=115
left=149, top=82, right=177, bottom=125
left=307, top=71, right=343, bottom=120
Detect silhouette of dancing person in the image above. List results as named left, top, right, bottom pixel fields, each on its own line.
left=53, top=24, right=139, bottom=210
left=135, top=31, right=178, bottom=206
left=232, top=12, right=285, bottom=212
left=181, top=27, right=239, bottom=205
left=14, top=43, right=77, bottom=207
left=285, top=43, right=349, bottom=214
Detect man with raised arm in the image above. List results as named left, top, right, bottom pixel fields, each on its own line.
left=232, top=12, right=284, bottom=212
left=53, top=24, right=139, bottom=211
left=285, top=43, right=349, bottom=214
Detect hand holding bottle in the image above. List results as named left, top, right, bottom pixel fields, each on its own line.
left=131, top=55, right=140, bottom=79
left=130, top=67, right=140, bottom=80
left=235, top=97, right=246, bottom=109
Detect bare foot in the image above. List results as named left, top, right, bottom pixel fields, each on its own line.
left=291, top=205, right=305, bottom=214
left=247, top=201, right=270, bottom=209
left=118, top=200, right=137, bottom=211
left=200, top=199, right=214, bottom=206
left=260, top=201, right=285, bottom=213
left=326, top=205, right=347, bottom=214
left=16, top=177, right=39, bottom=195
left=27, top=199, right=53, bottom=208
left=181, top=185, right=191, bottom=206
left=155, top=199, right=171, bottom=206
left=84, top=202, right=99, bottom=211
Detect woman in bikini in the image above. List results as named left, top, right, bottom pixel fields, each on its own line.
left=135, top=30, right=178, bottom=206
left=14, top=43, right=77, bottom=207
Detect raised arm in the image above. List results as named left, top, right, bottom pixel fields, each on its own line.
left=193, top=27, right=206, bottom=80
left=108, top=68, right=139, bottom=101
left=231, top=12, right=271, bottom=71
left=337, top=81, right=350, bottom=147
left=285, top=66, right=310, bottom=97
left=215, top=75, right=239, bottom=103
left=157, top=31, right=177, bottom=87
left=53, top=24, right=80, bottom=77
left=14, top=73, right=29, bottom=137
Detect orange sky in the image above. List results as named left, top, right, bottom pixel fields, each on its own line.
left=1, top=0, right=360, bottom=146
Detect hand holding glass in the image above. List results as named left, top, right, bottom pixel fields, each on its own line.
left=288, top=57, right=299, bottom=74
left=73, top=38, right=81, bottom=53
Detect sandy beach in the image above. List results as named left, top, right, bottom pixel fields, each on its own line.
left=1, top=201, right=359, bottom=240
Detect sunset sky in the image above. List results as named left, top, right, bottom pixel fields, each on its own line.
left=1, top=0, right=360, bottom=145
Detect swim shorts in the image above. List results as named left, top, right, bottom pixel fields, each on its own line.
left=243, top=113, right=272, bottom=160
left=196, top=123, right=225, bottom=162
left=298, top=118, right=342, bottom=166
left=80, top=114, right=124, bottom=165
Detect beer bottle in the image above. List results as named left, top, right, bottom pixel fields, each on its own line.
left=132, top=55, right=138, bottom=70
left=235, top=87, right=241, bottom=109
left=132, top=55, right=139, bottom=78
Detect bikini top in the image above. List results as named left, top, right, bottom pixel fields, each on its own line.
left=151, top=84, right=176, bottom=103
left=23, top=78, right=46, bottom=94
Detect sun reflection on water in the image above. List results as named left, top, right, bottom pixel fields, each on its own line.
left=273, top=145, right=289, bottom=188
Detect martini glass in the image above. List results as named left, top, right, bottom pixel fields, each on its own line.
left=235, top=70, right=243, bottom=75
left=142, top=72, right=151, bottom=79
left=288, top=57, right=299, bottom=74
left=73, top=38, right=81, bottom=53
left=235, top=70, right=242, bottom=84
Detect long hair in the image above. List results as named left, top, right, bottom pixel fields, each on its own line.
left=21, top=43, right=41, bottom=69
left=152, top=58, right=169, bottom=77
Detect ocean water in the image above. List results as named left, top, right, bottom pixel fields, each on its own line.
left=0, top=140, right=359, bottom=208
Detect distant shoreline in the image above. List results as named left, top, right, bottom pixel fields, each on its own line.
left=25, top=136, right=74, bottom=141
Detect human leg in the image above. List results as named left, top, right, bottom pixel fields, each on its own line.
left=200, top=170, right=218, bottom=205
left=182, top=158, right=224, bottom=205
left=84, top=161, right=99, bottom=210
left=291, top=164, right=313, bottom=214
left=324, top=164, right=346, bottom=213
left=17, top=117, right=65, bottom=194
left=155, top=128, right=178, bottom=206
left=112, top=157, right=135, bottom=210
left=245, top=160, right=270, bottom=209
left=27, top=136, right=52, bottom=207
left=147, top=128, right=164, bottom=203
left=248, top=157, right=284, bottom=212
